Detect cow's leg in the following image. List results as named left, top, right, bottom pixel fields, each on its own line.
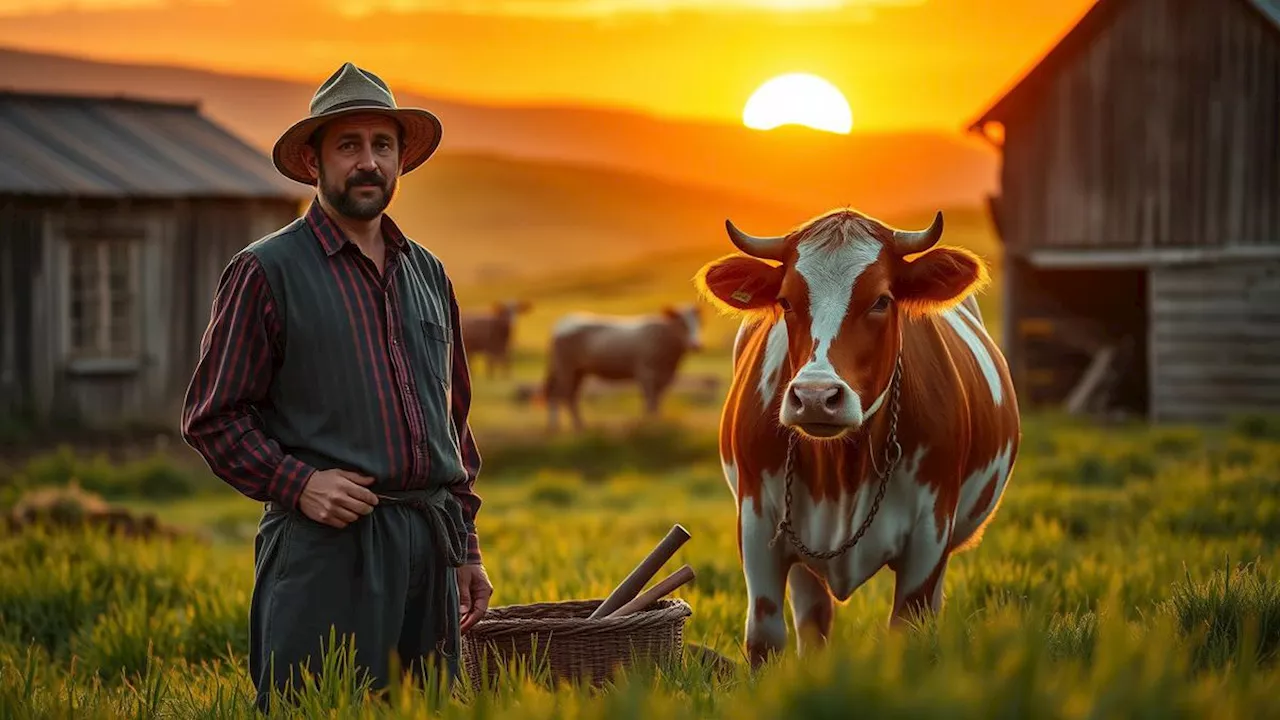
left=889, top=514, right=954, bottom=628
left=566, top=371, right=587, bottom=432
left=787, top=563, right=834, bottom=655
left=498, top=349, right=511, bottom=379
left=638, top=374, right=662, bottom=418
left=544, top=366, right=562, bottom=432
left=740, top=504, right=788, bottom=668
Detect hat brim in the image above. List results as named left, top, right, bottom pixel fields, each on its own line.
left=271, top=105, right=443, bottom=185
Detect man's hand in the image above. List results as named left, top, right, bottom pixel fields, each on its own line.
left=298, top=469, right=379, bottom=528
left=458, top=564, right=494, bottom=634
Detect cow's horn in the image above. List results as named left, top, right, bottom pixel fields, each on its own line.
left=725, top=219, right=787, bottom=261
left=890, top=211, right=944, bottom=255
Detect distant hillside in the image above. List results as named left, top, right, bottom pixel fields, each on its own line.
left=0, top=46, right=999, bottom=218
left=391, top=151, right=815, bottom=286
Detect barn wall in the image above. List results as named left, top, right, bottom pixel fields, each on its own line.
left=28, top=199, right=300, bottom=430
left=1150, top=258, right=1280, bottom=423
left=0, top=199, right=44, bottom=422
left=169, top=198, right=300, bottom=421
left=1000, top=0, right=1280, bottom=253
left=42, top=203, right=167, bottom=427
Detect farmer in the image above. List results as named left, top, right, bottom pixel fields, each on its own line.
left=180, top=62, right=493, bottom=711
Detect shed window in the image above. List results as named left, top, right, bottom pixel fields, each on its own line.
left=67, top=237, right=139, bottom=360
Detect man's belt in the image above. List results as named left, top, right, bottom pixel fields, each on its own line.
left=375, top=487, right=468, bottom=569
left=266, top=485, right=468, bottom=568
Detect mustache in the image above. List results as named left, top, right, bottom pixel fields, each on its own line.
left=346, top=171, right=387, bottom=189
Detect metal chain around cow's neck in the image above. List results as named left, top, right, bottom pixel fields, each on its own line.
left=769, top=352, right=905, bottom=561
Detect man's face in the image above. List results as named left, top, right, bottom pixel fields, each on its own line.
left=308, top=113, right=402, bottom=221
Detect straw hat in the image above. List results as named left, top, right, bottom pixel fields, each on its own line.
left=271, top=62, right=443, bottom=184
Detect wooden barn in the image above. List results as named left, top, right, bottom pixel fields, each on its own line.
left=0, top=90, right=308, bottom=430
left=967, top=0, right=1280, bottom=424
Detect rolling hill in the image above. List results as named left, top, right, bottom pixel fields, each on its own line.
left=390, top=150, right=816, bottom=286
left=0, top=46, right=1000, bottom=218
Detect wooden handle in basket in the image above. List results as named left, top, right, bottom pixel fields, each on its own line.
left=588, top=524, right=691, bottom=619
left=603, top=564, right=695, bottom=619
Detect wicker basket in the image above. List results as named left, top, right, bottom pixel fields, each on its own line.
left=460, top=598, right=692, bottom=690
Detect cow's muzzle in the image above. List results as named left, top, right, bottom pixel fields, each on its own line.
left=781, top=378, right=862, bottom=439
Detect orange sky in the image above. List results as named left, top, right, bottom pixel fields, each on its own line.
left=0, top=0, right=1096, bottom=131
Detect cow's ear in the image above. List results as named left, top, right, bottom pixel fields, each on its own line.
left=694, top=254, right=785, bottom=316
left=893, top=246, right=990, bottom=318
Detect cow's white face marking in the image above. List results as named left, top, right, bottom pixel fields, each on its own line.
left=942, top=307, right=1003, bottom=405
left=782, top=235, right=881, bottom=427
left=758, top=318, right=789, bottom=408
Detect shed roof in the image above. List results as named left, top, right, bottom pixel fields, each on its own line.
left=966, top=0, right=1280, bottom=134
left=0, top=90, right=310, bottom=200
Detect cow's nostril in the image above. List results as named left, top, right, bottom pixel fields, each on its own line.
left=788, top=386, right=804, bottom=410
left=823, top=386, right=843, bottom=410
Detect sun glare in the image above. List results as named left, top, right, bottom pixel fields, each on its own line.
left=742, top=73, right=853, bottom=134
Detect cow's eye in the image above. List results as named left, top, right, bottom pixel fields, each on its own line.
left=870, top=295, right=892, bottom=313
left=777, top=297, right=792, bottom=312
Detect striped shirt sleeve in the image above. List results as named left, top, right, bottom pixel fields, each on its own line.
left=180, top=252, right=316, bottom=509
left=445, top=277, right=485, bottom=565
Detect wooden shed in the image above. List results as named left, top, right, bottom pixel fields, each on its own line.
left=967, top=0, right=1280, bottom=424
left=0, top=90, right=308, bottom=431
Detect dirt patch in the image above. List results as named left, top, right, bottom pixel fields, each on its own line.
left=4, top=483, right=199, bottom=542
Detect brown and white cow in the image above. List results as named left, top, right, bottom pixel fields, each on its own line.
left=694, top=208, right=1020, bottom=667
left=542, top=304, right=704, bottom=431
left=461, top=299, right=532, bottom=379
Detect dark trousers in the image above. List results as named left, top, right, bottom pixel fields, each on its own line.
left=248, top=500, right=461, bottom=714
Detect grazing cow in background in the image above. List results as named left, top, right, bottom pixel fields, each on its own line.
left=693, top=208, right=1021, bottom=668
left=543, top=303, right=704, bottom=431
left=461, top=299, right=532, bottom=379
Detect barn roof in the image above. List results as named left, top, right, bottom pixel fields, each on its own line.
left=0, top=90, right=310, bottom=200
left=966, top=0, right=1280, bottom=134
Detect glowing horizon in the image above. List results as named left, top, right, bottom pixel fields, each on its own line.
left=0, top=0, right=1099, bottom=132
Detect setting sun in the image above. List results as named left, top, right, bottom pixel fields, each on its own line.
left=742, top=73, right=853, bottom=135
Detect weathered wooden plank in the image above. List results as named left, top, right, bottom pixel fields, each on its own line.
left=1155, top=388, right=1280, bottom=408
left=1151, top=318, right=1280, bottom=339
left=1227, top=8, right=1248, bottom=248
left=1263, top=41, right=1278, bottom=245
left=140, top=207, right=170, bottom=417
left=1155, top=400, right=1280, bottom=424
left=1153, top=288, right=1280, bottom=305
left=1152, top=273, right=1280, bottom=294
left=0, top=204, right=14, bottom=416
left=1151, top=339, right=1280, bottom=361
left=1153, top=363, right=1280, bottom=382
left=1154, top=381, right=1280, bottom=402
left=1023, top=246, right=1280, bottom=268
left=1152, top=300, right=1280, bottom=318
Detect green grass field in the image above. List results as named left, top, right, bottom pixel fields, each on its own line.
left=5, top=213, right=1280, bottom=717
left=3, top=415, right=1280, bottom=718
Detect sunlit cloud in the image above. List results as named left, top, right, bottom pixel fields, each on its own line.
left=329, top=0, right=926, bottom=19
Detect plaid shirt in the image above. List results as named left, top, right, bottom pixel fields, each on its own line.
left=181, top=199, right=483, bottom=564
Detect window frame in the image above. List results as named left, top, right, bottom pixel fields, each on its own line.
left=60, top=228, right=143, bottom=373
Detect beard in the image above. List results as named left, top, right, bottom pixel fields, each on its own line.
left=319, top=166, right=397, bottom=221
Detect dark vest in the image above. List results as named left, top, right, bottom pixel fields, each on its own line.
left=245, top=218, right=467, bottom=491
